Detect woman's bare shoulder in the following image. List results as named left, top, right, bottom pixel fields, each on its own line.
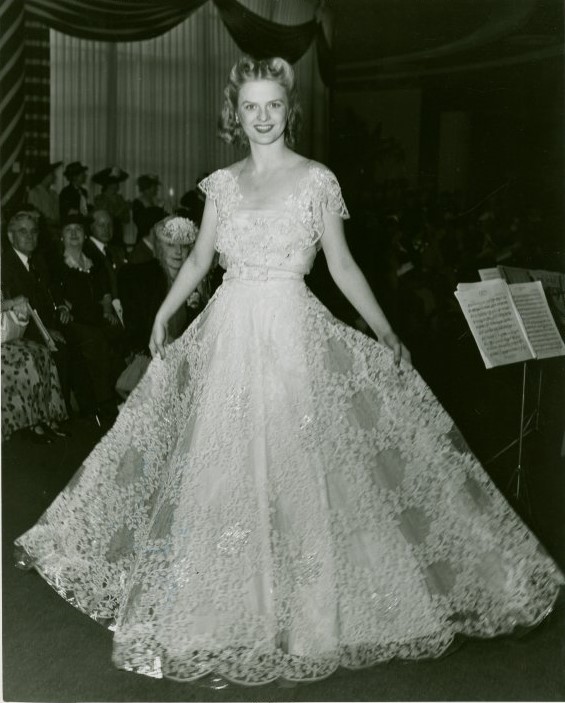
left=223, top=159, right=247, bottom=177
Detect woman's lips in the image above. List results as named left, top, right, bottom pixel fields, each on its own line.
left=254, top=125, right=274, bottom=133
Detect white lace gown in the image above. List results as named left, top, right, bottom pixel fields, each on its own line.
left=15, top=166, right=563, bottom=685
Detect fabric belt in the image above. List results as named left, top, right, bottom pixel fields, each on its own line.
left=224, top=265, right=304, bottom=282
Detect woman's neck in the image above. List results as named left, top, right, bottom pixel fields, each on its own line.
left=246, top=141, right=293, bottom=176
left=64, top=246, right=83, bottom=260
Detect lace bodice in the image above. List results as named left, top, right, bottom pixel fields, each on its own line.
left=199, top=165, right=349, bottom=278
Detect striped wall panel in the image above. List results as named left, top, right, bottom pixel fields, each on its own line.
left=0, top=0, right=26, bottom=210
left=24, top=16, right=50, bottom=182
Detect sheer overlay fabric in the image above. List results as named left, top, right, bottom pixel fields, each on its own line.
left=15, top=165, right=563, bottom=685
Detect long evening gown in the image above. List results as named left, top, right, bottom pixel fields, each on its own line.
left=15, top=165, right=563, bottom=685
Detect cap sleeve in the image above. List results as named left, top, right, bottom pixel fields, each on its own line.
left=315, top=167, right=350, bottom=220
left=198, top=169, right=241, bottom=225
left=198, top=171, right=223, bottom=201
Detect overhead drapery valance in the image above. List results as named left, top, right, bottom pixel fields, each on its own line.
left=27, top=0, right=208, bottom=41
left=25, top=0, right=331, bottom=71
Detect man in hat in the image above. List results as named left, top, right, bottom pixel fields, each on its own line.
left=59, top=161, right=89, bottom=221
left=132, top=173, right=166, bottom=244
left=93, top=166, right=131, bottom=247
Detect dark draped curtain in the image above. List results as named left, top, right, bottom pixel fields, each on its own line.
left=26, top=0, right=209, bottom=41
left=25, top=0, right=332, bottom=77
left=214, top=0, right=316, bottom=64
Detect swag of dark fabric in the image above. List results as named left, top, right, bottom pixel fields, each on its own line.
left=23, top=0, right=333, bottom=84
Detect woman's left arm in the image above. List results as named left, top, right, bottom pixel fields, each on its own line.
left=321, top=211, right=411, bottom=366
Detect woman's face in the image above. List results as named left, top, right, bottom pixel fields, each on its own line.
left=62, top=223, right=85, bottom=249
left=237, top=80, right=288, bottom=146
left=158, top=239, right=191, bottom=278
left=145, top=184, right=159, bottom=200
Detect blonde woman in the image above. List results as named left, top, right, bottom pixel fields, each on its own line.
left=16, top=57, right=563, bottom=688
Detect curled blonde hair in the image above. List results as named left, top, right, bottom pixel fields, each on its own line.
left=218, top=56, right=302, bottom=149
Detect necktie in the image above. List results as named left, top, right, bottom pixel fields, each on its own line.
left=28, top=260, right=39, bottom=281
left=105, top=247, right=116, bottom=270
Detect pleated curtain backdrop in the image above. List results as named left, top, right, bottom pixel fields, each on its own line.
left=50, top=0, right=326, bottom=222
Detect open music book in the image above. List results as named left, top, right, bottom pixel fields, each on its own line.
left=28, top=305, right=58, bottom=352
left=477, top=265, right=565, bottom=332
left=454, top=279, right=565, bottom=368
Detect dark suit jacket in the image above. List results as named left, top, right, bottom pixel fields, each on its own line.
left=59, top=184, right=88, bottom=220
left=128, top=238, right=154, bottom=265
left=118, top=260, right=198, bottom=353
left=83, top=237, right=127, bottom=300
left=118, top=260, right=168, bottom=352
left=0, top=244, right=62, bottom=341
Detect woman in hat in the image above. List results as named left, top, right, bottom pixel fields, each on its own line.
left=51, top=214, right=124, bottom=423
left=93, top=167, right=131, bottom=247
left=117, top=215, right=206, bottom=395
left=132, top=173, right=167, bottom=244
left=119, top=214, right=206, bottom=349
left=59, top=161, right=89, bottom=221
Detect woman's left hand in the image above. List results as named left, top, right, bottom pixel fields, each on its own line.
left=381, top=331, right=412, bottom=368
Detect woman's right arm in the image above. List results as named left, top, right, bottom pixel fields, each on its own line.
left=150, top=197, right=218, bottom=358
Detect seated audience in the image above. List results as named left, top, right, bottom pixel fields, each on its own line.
left=1, top=293, right=68, bottom=442
left=92, top=166, right=131, bottom=247
left=59, top=161, right=89, bottom=221
left=132, top=173, right=166, bottom=243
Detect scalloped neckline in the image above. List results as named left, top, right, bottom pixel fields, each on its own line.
left=221, top=163, right=318, bottom=208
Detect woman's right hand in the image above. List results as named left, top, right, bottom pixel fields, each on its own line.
left=149, top=317, right=167, bottom=359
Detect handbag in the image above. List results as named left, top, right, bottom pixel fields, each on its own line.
left=1, top=310, right=28, bottom=343
left=115, top=353, right=151, bottom=399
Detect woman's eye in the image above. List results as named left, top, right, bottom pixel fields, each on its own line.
left=243, top=104, right=256, bottom=111
left=270, top=101, right=282, bottom=108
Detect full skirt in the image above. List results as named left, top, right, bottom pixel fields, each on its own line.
left=15, top=278, right=563, bottom=685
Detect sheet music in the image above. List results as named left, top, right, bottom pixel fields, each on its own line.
left=509, top=282, right=565, bottom=360
left=478, top=268, right=502, bottom=281
left=528, top=269, right=565, bottom=290
left=28, top=306, right=58, bottom=352
left=455, top=280, right=534, bottom=368
left=528, top=269, right=565, bottom=329
left=497, top=265, right=532, bottom=284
